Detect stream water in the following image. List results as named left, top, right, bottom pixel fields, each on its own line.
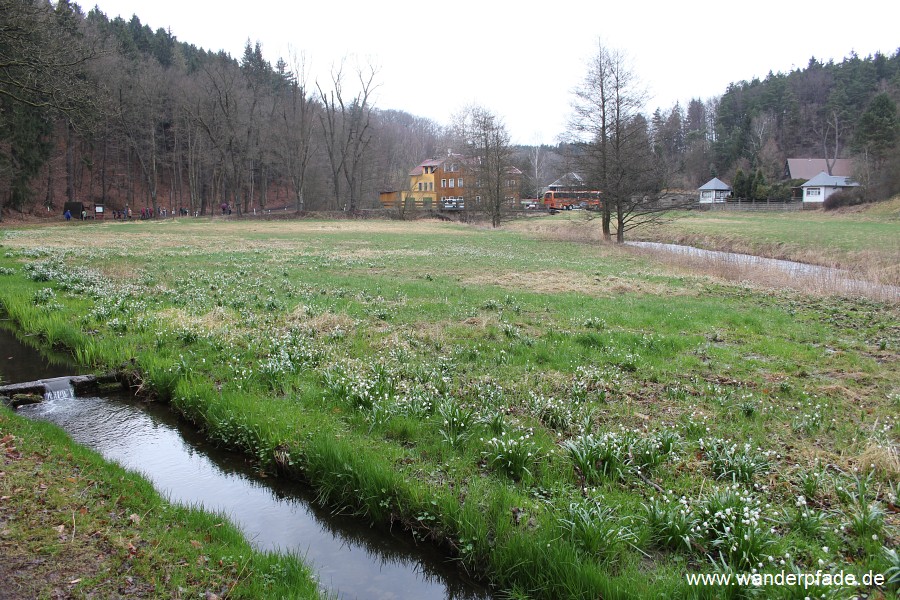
left=626, top=241, right=899, bottom=299
left=1, top=326, right=490, bottom=600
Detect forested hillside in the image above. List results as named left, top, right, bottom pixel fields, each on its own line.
left=1, top=1, right=444, bottom=219
left=701, top=53, right=900, bottom=197
left=1, top=1, right=899, bottom=219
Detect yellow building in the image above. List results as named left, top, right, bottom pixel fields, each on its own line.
left=403, top=158, right=442, bottom=210
left=381, top=154, right=521, bottom=212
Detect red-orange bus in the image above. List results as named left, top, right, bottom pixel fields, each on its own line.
left=542, top=190, right=602, bottom=210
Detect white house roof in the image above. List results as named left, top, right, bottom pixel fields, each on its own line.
left=698, top=177, right=731, bottom=191
left=801, top=172, right=860, bottom=188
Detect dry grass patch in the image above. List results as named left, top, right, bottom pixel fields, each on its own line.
left=626, top=245, right=900, bottom=303
left=405, top=321, right=450, bottom=350
left=156, top=307, right=240, bottom=336
left=463, top=269, right=685, bottom=298
left=288, top=309, right=357, bottom=337
left=506, top=216, right=607, bottom=244
left=346, top=248, right=435, bottom=259
left=255, top=219, right=468, bottom=237
left=857, top=440, right=900, bottom=482
left=96, top=261, right=145, bottom=280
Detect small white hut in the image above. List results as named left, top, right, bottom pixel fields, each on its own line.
left=698, top=177, right=732, bottom=203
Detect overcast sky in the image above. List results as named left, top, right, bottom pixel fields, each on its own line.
left=91, top=0, right=898, bottom=145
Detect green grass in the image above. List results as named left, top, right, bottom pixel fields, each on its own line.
left=628, top=201, right=900, bottom=285
left=0, top=217, right=897, bottom=599
left=0, top=407, right=321, bottom=599
left=643, top=209, right=898, bottom=253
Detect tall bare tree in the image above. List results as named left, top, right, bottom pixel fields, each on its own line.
left=568, top=41, right=616, bottom=239
left=316, top=60, right=378, bottom=211
left=112, top=57, right=169, bottom=215
left=569, top=41, right=682, bottom=242
left=452, top=105, right=513, bottom=228
left=195, top=51, right=260, bottom=216
left=274, top=50, right=316, bottom=212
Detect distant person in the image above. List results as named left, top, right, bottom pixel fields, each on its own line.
left=63, top=209, right=71, bottom=221
left=81, top=209, right=86, bottom=220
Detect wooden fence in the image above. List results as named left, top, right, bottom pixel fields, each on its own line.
left=702, top=200, right=805, bottom=212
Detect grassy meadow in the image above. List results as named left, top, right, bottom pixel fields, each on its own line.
left=0, top=215, right=898, bottom=599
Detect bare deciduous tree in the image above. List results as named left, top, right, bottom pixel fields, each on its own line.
left=274, top=50, right=316, bottom=212
left=112, top=58, right=169, bottom=215
left=452, top=105, right=512, bottom=228
left=317, top=60, right=378, bottom=211
left=569, top=41, right=686, bottom=242
left=0, top=0, right=100, bottom=114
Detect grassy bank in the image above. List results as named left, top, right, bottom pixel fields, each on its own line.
left=0, top=217, right=897, bottom=598
left=633, top=198, right=900, bottom=285
left=0, top=407, right=321, bottom=598
left=510, top=198, right=900, bottom=286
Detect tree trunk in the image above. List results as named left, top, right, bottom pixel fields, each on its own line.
left=45, top=161, right=54, bottom=210
left=66, top=122, right=75, bottom=202
left=602, top=203, right=612, bottom=240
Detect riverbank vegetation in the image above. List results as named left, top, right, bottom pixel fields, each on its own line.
left=0, top=218, right=897, bottom=598
left=512, top=198, right=900, bottom=290
left=632, top=198, right=900, bottom=286
left=0, top=407, right=321, bottom=598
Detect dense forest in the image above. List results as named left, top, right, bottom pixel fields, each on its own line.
left=1, top=0, right=899, bottom=220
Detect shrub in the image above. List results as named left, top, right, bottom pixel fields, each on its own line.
left=823, top=187, right=868, bottom=210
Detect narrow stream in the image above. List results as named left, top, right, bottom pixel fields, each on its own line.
left=626, top=241, right=899, bottom=299
left=1, top=327, right=490, bottom=600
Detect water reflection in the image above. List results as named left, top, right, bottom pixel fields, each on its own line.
left=2, top=329, right=489, bottom=600
left=0, top=326, right=75, bottom=383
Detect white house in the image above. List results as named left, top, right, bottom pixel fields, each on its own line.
left=698, top=177, right=732, bottom=203
left=801, top=172, right=860, bottom=203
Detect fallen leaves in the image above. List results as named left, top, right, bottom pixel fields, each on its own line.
left=1, top=434, right=21, bottom=460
